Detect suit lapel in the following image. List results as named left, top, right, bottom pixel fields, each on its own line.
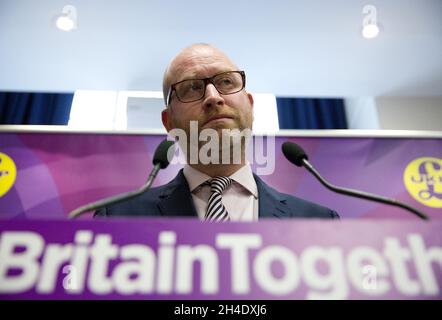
left=254, top=174, right=291, bottom=219
left=157, top=170, right=198, bottom=217
left=156, top=170, right=290, bottom=219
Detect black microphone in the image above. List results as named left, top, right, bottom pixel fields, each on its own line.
left=68, top=139, right=175, bottom=219
left=281, top=141, right=430, bottom=220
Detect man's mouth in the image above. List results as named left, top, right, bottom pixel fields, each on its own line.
left=203, top=114, right=235, bottom=126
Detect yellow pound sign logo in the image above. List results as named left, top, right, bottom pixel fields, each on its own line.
left=403, top=157, right=442, bottom=208
left=0, top=152, right=17, bottom=197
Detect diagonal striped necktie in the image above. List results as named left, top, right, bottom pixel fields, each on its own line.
left=205, top=176, right=233, bottom=222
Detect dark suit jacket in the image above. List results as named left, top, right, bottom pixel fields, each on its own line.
left=95, top=169, right=339, bottom=219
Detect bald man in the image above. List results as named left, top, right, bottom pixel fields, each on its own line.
left=95, top=44, right=339, bottom=221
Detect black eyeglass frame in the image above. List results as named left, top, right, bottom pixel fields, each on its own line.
left=166, top=70, right=246, bottom=106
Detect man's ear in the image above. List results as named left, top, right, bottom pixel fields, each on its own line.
left=161, top=108, right=173, bottom=132
left=247, top=92, right=254, bottom=110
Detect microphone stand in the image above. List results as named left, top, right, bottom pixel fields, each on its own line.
left=301, top=158, right=430, bottom=221
left=68, top=163, right=161, bottom=219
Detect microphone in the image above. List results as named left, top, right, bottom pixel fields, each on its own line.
left=68, top=139, right=175, bottom=219
left=281, top=141, right=430, bottom=220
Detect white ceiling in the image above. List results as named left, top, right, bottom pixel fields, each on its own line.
left=0, top=0, right=441, bottom=97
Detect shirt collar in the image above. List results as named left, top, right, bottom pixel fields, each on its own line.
left=183, top=164, right=258, bottom=198
left=183, top=165, right=212, bottom=192
left=229, top=164, right=258, bottom=198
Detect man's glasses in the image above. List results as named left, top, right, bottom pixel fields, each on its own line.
left=166, top=71, right=245, bottom=105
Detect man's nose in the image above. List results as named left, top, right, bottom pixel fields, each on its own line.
left=203, top=83, right=224, bottom=108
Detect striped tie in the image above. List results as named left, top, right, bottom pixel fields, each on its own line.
left=205, top=176, right=233, bottom=222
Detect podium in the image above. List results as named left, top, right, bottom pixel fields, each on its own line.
left=1, top=127, right=441, bottom=300
left=1, top=128, right=441, bottom=221
left=0, top=218, right=441, bottom=300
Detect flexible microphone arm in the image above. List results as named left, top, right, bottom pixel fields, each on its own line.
left=300, top=158, right=429, bottom=220
left=68, top=164, right=161, bottom=219
left=281, top=141, right=430, bottom=221
left=68, top=139, right=175, bottom=219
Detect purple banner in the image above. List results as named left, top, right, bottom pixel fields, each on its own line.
left=0, top=132, right=441, bottom=219
left=0, top=218, right=441, bottom=300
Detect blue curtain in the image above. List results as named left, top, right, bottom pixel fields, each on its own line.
left=0, top=92, right=73, bottom=125
left=276, top=97, right=348, bottom=129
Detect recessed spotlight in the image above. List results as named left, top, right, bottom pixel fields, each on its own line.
left=56, top=15, right=74, bottom=31
left=361, top=5, right=380, bottom=39
left=362, top=24, right=380, bottom=39
left=55, top=5, right=77, bottom=32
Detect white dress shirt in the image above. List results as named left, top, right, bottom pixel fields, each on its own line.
left=183, top=164, right=259, bottom=221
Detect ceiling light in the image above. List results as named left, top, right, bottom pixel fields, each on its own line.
left=55, top=5, right=77, bottom=31
left=362, top=24, right=380, bottom=39
left=361, top=5, right=380, bottom=39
